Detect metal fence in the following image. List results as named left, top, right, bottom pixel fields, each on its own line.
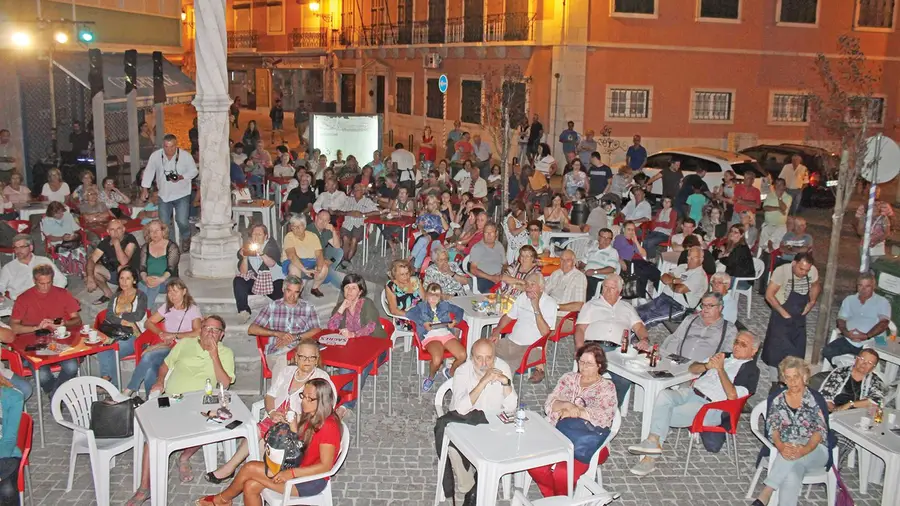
left=227, top=30, right=259, bottom=50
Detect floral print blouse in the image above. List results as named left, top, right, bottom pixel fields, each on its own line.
left=766, top=388, right=828, bottom=447
left=544, top=372, right=617, bottom=429
left=387, top=279, right=422, bottom=311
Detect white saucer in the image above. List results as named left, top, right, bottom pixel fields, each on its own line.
left=84, top=338, right=103, bottom=345
left=52, top=331, right=71, bottom=340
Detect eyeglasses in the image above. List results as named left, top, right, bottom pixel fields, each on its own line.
left=855, top=356, right=877, bottom=366
left=202, top=326, right=224, bottom=334
left=577, top=360, right=598, bottom=368
left=296, top=355, right=319, bottom=362
left=298, top=393, right=318, bottom=402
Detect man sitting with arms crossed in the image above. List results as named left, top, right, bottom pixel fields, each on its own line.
left=446, top=338, right=518, bottom=506
left=127, top=315, right=235, bottom=505
left=628, top=330, right=760, bottom=476
left=580, top=228, right=620, bottom=300
left=823, top=272, right=891, bottom=367
left=248, top=275, right=321, bottom=379
left=489, top=272, right=558, bottom=384
left=9, top=265, right=81, bottom=395
left=0, top=234, right=65, bottom=301
left=635, top=246, right=707, bottom=328
left=544, top=249, right=587, bottom=313
left=85, top=219, right=140, bottom=305
left=575, top=274, right=649, bottom=406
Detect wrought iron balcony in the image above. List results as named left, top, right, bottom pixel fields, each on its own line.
left=485, top=12, right=532, bottom=42
left=291, top=29, right=327, bottom=49
left=332, top=12, right=532, bottom=48
left=227, top=30, right=258, bottom=50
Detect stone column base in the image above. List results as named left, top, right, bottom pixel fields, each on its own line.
left=189, top=226, right=241, bottom=279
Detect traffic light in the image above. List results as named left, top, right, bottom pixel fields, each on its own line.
left=124, top=49, right=137, bottom=94
left=78, top=25, right=94, bottom=43
left=152, top=51, right=166, bottom=104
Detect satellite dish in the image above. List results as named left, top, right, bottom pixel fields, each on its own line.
left=861, top=135, right=900, bottom=184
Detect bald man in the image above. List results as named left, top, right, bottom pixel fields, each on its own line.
left=544, top=249, right=587, bottom=312
left=85, top=218, right=140, bottom=304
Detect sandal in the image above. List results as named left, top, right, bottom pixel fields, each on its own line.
left=178, top=458, right=194, bottom=483
left=196, top=494, right=232, bottom=506
left=125, top=487, right=151, bottom=506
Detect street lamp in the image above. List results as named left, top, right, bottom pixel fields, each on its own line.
left=309, top=2, right=321, bottom=12
left=54, top=31, right=68, bottom=44
left=11, top=31, right=32, bottom=47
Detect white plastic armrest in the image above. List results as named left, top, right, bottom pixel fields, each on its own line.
left=282, top=470, right=333, bottom=488
left=510, top=490, right=528, bottom=506
left=56, top=419, right=89, bottom=434
left=251, top=400, right=266, bottom=422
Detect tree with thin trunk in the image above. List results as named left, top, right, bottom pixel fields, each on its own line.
left=808, top=35, right=881, bottom=363
left=482, top=64, right=529, bottom=221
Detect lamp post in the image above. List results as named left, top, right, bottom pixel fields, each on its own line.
left=308, top=3, right=335, bottom=103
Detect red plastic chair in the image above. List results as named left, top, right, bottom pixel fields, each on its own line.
left=0, top=220, right=32, bottom=256
left=677, top=394, right=752, bottom=477
left=255, top=335, right=273, bottom=395
left=93, top=309, right=155, bottom=366
left=548, top=311, right=578, bottom=375
left=1, top=346, right=59, bottom=379
left=16, top=412, right=33, bottom=506
left=330, top=373, right=356, bottom=408
left=411, top=321, right=469, bottom=385
left=768, top=247, right=783, bottom=275
left=43, top=228, right=88, bottom=264
left=636, top=221, right=652, bottom=241
left=497, top=319, right=552, bottom=394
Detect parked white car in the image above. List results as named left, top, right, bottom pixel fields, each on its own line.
left=640, top=147, right=767, bottom=197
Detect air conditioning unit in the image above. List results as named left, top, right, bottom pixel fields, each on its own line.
left=423, top=53, right=442, bottom=69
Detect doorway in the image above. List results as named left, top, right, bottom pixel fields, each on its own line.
left=376, top=76, right=385, bottom=114
left=340, top=73, right=356, bottom=113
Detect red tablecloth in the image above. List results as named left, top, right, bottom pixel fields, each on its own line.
left=319, top=334, right=392, bottom=373
left=365, top=215, right=416, bottom=228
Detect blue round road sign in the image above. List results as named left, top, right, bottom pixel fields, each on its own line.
left=438, top=74, right=448, bottom=94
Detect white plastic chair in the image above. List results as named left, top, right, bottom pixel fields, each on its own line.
left=434, top=377, right=454, bottom=417
left=512, top=477, right=619, bottom=506
left=461, top=255, right=482, bottom=294
left=261, top=421, right=351, bottom=506
left=558, top=236, right=597, bottom=259
left=380, top=289, right=413, bottom=371
left=745, top=402, right=836, bottom=504
left=51, top=377, right=135, bottom=506
left=733, top=258, right=765, bottom=318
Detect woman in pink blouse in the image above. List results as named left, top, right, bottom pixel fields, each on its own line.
left=528, top=342, right=617, bottom=497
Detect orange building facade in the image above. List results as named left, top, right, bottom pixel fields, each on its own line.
left=183, top=0, right=900, bottom=164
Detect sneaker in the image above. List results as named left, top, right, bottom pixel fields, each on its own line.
left=629, top=458, right=656, bottom=476
left=422, top=377, right=435, bottom=392
left=627, top=439, right=662, bottom=455
left=238, top=311, right=252, bottom=324
left=93, top=295, right=110, bottom=306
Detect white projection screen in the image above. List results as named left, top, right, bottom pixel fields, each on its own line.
left=309, top=113, right=383, bottom=164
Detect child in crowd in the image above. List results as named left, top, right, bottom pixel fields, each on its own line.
left=138, top=187, right=160, bottom=225
left=686, top=181, right=708, bottom=223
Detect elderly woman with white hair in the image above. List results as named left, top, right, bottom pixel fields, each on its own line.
left=282, top=213, right=337, bottom=298
left=423, top=246, right=470, bottom=297
left=708, top=272, right=738, bottom=324
left=489, top=272, right=558, bottom=384
left=751, top=357, right=836, bottom=506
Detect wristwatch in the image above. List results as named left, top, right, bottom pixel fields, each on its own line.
left=501, top=378, right=511, bottom=386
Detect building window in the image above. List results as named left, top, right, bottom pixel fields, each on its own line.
left=267, top=0, right=284, bottom=34
left=613, top=0, right=656, bottom=15
left=692, top=90, right=734, bottom=121
left=396, top=77, right=412, bottom=115
left=778, top=0, right=818, bottom=24
left=699, top=0, right=740, bottom=20
left=426, top=78, right=444, bottom=119
left=607, top=88, right=650, bottom=119
left=848, top=97, right=886, bottom=125
left=234, top=1, right=251, bottom=31
left=461, top=80, right=482, bottom=124
left=771, top=93, right=810, bottom=123
left=855, top=0, right=895, bottom=29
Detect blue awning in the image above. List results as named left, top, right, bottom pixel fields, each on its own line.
left=52, top=51, right=195, bottom=109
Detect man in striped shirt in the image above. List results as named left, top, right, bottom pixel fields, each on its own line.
left=338, top=184, right=379, bottom=269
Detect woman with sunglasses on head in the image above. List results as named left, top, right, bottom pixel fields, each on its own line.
left=205, top=339, right=336, bottom=484
left=197, top=378, right=341, bottom=506
left=716, top=224, right=755, bottom=287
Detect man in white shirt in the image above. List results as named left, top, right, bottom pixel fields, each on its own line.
left=468, top=164, right=488, bottom=200
left=778, top=154, right=808, bottom=215
left=0, top=234, right=65, bottom=300
left=635, top=246, right=707, bottom=328
left=313, top=177, right=347, bottom=213
left=575, top=274, right=648, bottom=349
left=581, top=228, right=620, bottom=299
left=545, top=249, right=587, bottom=312
left=621, top=187, right=652, bottom=224
left=140, top=134, right=199, bottom=251
left=338, top=184, right=379, bottom=269
left=628, top=331, right=759, bottom=477
left=0, top=129, right=19, bottom=182
left=489, top=273, right=558, bottom=384
left=824, top=272, right=892, bottom=366
left=388, top=142, right=417, bottom=193
left=759, top=178, right=791, bottom=253
left=669, top=218, right=701, bottom=252
left=472, top=134, right=492, bottom=178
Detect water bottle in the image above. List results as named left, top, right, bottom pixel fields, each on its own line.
left=205, top=378, right=213, bottom=396
left=515, top=404, right=526, bottom=433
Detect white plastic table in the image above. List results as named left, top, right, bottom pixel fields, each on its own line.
left=870, top=338, right=900, bottom=385
left=605, top=348, right=698, bottom=440
left=233, top=200, right=277, bottom=239
left=450, top=294, right=504, bottom=354
left=133, top=390, right=260, bottom=506
left=433, top=410, right=574, bottom=506
left=831, top=408, right=900, bottom=506
left=19, top=202, right=49, bottom=221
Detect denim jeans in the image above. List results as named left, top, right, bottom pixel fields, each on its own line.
left=29, top=359, right=79, bottom=395
left=649, top=388, right=721, bottom=443
left=97, top=336, right=138, bottom=385
left=127, top=347, right=171, bottom=395
left=635, top=293, right=687, bottom=328
left=786, top=188, right=802, bottom=215
left=336, top=350, right=388, bottom=409
left=158, top=194, right=191, bottom=243
left=764, top=445, right=828, bottom=506
left=642, top=231, right=669, bottom=260
left=608, top=372, right=633, bottom=408
left=7, top=374, right=33, bottom=402
left=139, top=278, right=169, bottom=306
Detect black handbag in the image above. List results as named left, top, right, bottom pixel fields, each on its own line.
left=98, top=321, right=134, bottom=342
left=620, top=270, right=641, bottom=299
left=55, top=238, right=82, bottom=252
left=89, top=396, right=144, bottom=439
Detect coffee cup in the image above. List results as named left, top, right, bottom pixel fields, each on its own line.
left=859, top=416, right=873, bottom=430
left=54, top=326, right=66, bottom=338
left=88, top=329, right=99, bottom=341
left=81, top=324, right=90, bottom=334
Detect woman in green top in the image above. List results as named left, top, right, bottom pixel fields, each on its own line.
left=139, top=219, right=181, bottom=304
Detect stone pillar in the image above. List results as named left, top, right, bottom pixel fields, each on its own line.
left=189, top=0, right=241, bottom=278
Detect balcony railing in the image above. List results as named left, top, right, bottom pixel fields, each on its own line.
left=291, top=29, right=327, bottom=49
left=227, top=30, right=258, bottom=50
left=485, top=12, right=532, bottom=42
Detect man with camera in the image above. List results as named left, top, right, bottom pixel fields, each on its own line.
left=141, top=134, right=198, bottom=252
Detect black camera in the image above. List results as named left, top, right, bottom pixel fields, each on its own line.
left=164, top=172, right=180, bottom=182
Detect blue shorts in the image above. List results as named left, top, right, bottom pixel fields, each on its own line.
left=282, top=258, right=318, bottom=278
left=295, top=477, right=328, bottom=496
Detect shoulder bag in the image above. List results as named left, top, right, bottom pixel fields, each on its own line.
left=89, top=396, right=144, bottom=439
left=555, top=417, right=611, bottom=463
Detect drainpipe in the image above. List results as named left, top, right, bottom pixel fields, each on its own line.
left=551, top=72, right=560, bottom=156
